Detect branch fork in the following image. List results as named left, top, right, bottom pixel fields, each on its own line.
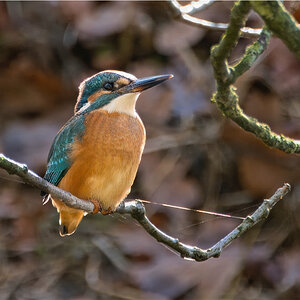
left=0, top=0, right=298, bottom=261
left=0, top=153, right=291, bottom=262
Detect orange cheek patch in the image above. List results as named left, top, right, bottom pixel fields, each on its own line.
left=88, top=90, right=110, bottom=103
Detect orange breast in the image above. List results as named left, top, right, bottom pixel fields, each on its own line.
left=58, top=109, right=145, bottom=210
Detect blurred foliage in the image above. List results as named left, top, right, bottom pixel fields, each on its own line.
left=0, top=1, right=300, bottom=300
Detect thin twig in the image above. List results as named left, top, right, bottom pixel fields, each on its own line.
left=0, top=153, right=94, bottom=213
left=211, top=1, right=251, bottom=82
left=0, top=153, right=291, bottom=261
left=170, top=0, right=261, bottom=38
left=174, top=0, right=216, bottom=15
left=229, top=26, right=271, bottom=83
left=118, top=184, right=290, bottom=261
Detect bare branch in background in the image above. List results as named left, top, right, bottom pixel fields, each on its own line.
left=0, top=153, right=291, bottom=261
left=173, top=0, right=216, bottom=15
left=170, top=0, right=261, bottom=38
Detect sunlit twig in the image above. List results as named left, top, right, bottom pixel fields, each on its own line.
left=170, top=0, right=261, bottom=38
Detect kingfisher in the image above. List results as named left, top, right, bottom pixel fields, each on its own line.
left=43, top=70, right=173, bottom=236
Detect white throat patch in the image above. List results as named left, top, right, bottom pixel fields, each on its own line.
left=102, top=93, right=140, bottom=117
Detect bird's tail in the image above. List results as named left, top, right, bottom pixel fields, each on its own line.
left=51, top=198, right=84, bottom=236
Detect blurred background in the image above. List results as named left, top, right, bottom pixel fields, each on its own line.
left=0, top=1, right=300, bottom=299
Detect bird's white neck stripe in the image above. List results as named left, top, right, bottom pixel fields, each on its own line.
left=102, top=93, right=140, bottom=117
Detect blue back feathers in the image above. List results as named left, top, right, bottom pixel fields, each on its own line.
left=44, top=113, right=86, bottom=186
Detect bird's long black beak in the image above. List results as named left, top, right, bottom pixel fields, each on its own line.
left=121, top=74, right=173, bottom=94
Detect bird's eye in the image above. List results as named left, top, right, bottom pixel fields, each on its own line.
left=103, top=82, right=114, bottom=91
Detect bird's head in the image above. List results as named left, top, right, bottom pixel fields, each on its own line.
left=75, top=70, right=173, bottom=116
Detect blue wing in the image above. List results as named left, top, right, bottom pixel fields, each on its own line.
left=43, top=113, right=86, bottom=187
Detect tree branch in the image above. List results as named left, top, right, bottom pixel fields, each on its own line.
left=0, top=153, right=291, bottom=261
left=229, top=26, right=271, bottom=83
left=172, top=0, right=216, bottom=15
left=251, top=1, right=300, bottom=61
left=169, top=0, right=262, bottom=38
left=211, top=1, right=251, bottom=82
left=210, top=1, right=300, bottom=154
left=0, top=153, right=95, bottom=213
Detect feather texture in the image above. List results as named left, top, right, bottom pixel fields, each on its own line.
left=48, top=108, right=145, bottom=235
left=44, top=114, right=86, bottom=187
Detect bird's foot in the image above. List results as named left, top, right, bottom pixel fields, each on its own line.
left=100, top=207, right=113, bottom=215
left=90, top=199, right=101, bottom=214
left=89, top=200, right=113, bottom=215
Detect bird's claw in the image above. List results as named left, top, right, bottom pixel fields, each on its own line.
left=100, top=207, right=113, bottom=215
left=90, top=199, right=113, bottom=215
left=90, top=199, right=100, bottom=214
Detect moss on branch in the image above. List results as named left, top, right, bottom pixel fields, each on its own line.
left=212, top=89, right=300, bottom=154
left=211, top=1, right=251, bottom=84
left=210, top=1, right=300, bottom=154
left=251, top=1, right=300, bottom=60
left=229, top=27, right=271, bottom=83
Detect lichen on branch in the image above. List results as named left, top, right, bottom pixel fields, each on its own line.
left=210, top=1, right=300, bottom=154
left=229, top=26, right=271, bottom=83
left=251, top=1, right=300, bottom=60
